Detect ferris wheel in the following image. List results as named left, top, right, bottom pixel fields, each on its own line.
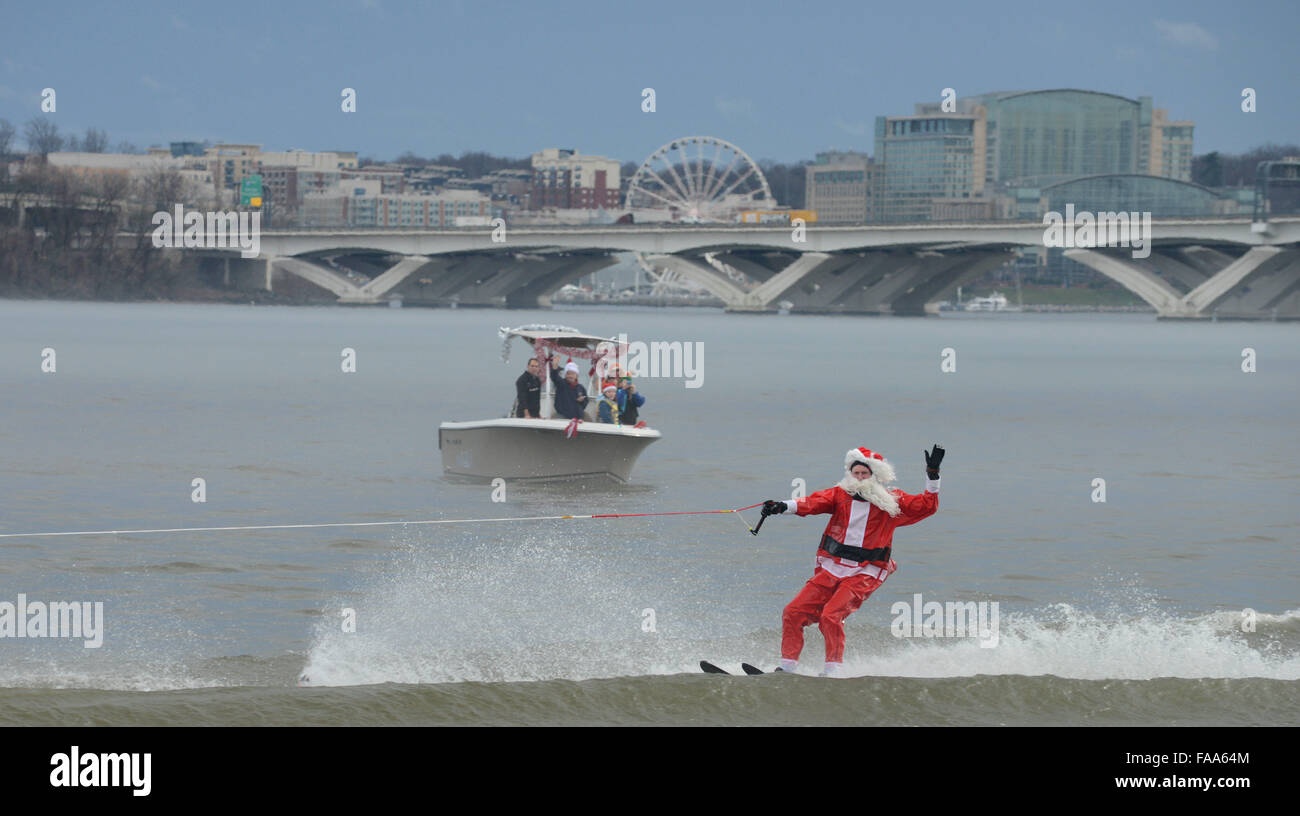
left=624, top=136, right=774, bottom=222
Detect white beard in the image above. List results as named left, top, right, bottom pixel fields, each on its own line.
left=838, top=474, right=900, bottom=517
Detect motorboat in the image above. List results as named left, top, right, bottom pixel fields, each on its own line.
left=438, top=325, right=662, bottom=481
left=964, top=292, right=1020, bottom=312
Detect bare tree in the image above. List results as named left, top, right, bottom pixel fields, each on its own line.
left=125, top=165, right=186, bottom=291
left=0, top=118, right=15, bottom=158
left=82, top=127, right=109, bottom=153
left=27, top=121, right=63, bottom=160
left=85, top=171, right=129, bottom=264
left=395, top=151, right=428, bottom=166
left=137, top=165, right=186, bottom=214
left=115, top=140, right=141, bottom=155
left=0, top=119, right=15, bottom=186
left=25, top=118, right=64, bottom=159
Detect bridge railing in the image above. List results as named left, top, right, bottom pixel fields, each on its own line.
left=237, top=214, right=1274, bottom=233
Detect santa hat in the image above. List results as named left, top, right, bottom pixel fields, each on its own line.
left=602, top=383, right=616, bottom=394
left=845, top=447, right=896, bottom=483
left=564, top=362, right=580, bottom=375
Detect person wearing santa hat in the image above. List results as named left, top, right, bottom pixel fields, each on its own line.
left=548, top=358, right=589, bottom=420
left=596, top=383, right=621, bottom=424
left=760, top=444, right=944, bottom=677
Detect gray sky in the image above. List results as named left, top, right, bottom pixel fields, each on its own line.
left=1, top=0, right=1295, bottom=164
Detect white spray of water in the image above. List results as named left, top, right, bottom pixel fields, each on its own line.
left=300, top=527, right=1300, bottom=686
left=837, top=605, right=1300, bottom=681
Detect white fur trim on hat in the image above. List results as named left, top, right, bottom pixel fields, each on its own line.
left=845, top=447, right=896, bottom=483
left=564, top=362, right=580, bottom=375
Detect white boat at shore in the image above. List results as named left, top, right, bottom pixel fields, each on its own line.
left=964, top=291, right=1022, bottom=312
left=438, top=326, right=661, bottom=481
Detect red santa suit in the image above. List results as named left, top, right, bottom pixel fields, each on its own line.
left=780, top=447, right=939, bottom=674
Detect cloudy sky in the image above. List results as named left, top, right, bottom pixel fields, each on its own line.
left=1, top=0, right=1295, bottom=164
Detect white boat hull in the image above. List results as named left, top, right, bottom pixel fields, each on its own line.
left=438, top=418, right=661, bottom=481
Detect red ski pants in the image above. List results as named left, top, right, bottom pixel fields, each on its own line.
left=781, top=568, right=883, bottom=663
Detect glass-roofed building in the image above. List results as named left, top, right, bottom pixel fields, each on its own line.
left=1028, top=174, right=1231, bottom=284
left=913, top=89, right=1195, bottom=187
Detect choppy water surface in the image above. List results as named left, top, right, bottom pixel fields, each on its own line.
left=1, top=300, right=1296, bottom=724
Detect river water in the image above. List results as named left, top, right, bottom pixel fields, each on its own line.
left=1, top=299, right=1296, bottom=724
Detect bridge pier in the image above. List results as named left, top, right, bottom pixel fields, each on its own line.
left=204, top=255, right=280, bottom=293
left=776, top=252, right=895, bottom=311
left=640, top=254, right=748, bottom=306
left=739, top=252, right=834, bottom=310
left=705, top=251, right=794, bottom=285
left=890, top=249, right=1019, bottom=314
left=396, top=255, right=501, bottom=305
left=387, top=251, right=618, bottom=308
left=512, top=254, right=619, bottom=308
left=1066, top=246, right=1299, bottom=319
left=357, top=255, right=431, bottom=301
left=271, top=257, right=368, bottom=301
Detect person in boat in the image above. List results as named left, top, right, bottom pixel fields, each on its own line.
left=596, top=383, right=621, bottom=424
left=760, top=444, right=943, bottom=677
left=601, top=362, right=622, bottom=393
left=514, top=357, right=542, bottom=418
left=616, top=376, right=645, bottom=427
left=549, top=358, right=588, bottom=420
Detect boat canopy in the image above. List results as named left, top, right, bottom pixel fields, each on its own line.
left=499, top=324, right=625, bottom=362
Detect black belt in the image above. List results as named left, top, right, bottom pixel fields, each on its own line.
left=821, top=533, right=890, bottom=564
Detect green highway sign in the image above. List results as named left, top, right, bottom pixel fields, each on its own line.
left=240, top=174, right=263, bottom=207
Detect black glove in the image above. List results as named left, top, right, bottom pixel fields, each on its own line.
left=924, top=444, right=944, bottom=479
left=761, top=499, right=786, bottom=516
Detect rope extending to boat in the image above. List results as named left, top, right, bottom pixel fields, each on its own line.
left=0, top=503, right=769, bottom=539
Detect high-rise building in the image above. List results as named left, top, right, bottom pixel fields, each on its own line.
left=913, top=89, right=1194, bottom=185
left=530, top=148, right=621, bottom=210
left=258, top=150, right=361, bottom=216
left=804, top=151, right=873, bottom=223
left=1149, top=109, right=1195, bottom=182
left=204, top=143, right=261, bottom=193
left=169, top=141, right=206, bottom=158
left=872, top=113, right=986, bottom=222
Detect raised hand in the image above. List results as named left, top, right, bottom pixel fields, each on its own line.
left=924, top=444, right=945, bottom=478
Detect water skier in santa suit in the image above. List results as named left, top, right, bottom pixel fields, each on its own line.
left=760, top=444, right=944, bottom=676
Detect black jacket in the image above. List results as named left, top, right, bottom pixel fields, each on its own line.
left=514, top=371, right=541, bottom=417
left=549, top=367, right=588, bottom=419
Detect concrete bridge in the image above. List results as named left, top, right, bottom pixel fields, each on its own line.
left=174, top=217, right=1300, bottom=319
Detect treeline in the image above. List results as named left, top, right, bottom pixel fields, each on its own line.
left=0, top=117, right=143, bottom=165
left=759, top=160, right=809, bottom=209
left=0, top=160, right=188, bottom=299
left=1192, top=143, right=1300, bottom=188
left=360, top=150, right=531, bottom=177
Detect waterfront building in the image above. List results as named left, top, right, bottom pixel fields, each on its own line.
left=530, top=148, right=621, bottom=210
left=804, top=151, right=873, bottom=223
